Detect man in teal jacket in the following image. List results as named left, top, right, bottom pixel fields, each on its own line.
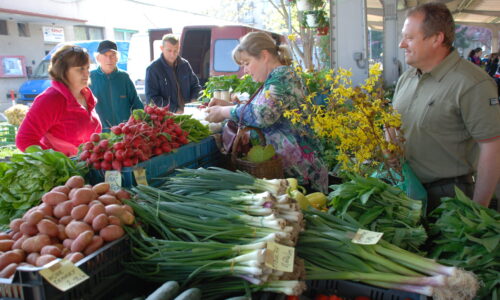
left=90, top=40, right=143, bottom=132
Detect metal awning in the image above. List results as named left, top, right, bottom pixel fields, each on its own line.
left=367, top=0, right=500, bottom=30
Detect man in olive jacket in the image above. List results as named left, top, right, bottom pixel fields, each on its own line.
left=145, top=34, right=201, bottom=113
left=90, top=40, right=143, bottom=132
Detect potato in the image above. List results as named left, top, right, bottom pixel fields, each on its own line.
left=51, top=185, right=70, bottom=195
left=19, top=222, right=38, bottom=236
left=105, top=189, right=116, bottom=196
left=53, top=243, right=63, bottom=251
left=37, top=203, right=54, bottom=217
left=26, top=252, right=40, bottom=265
left=37, top=219, right=59, bottom=237
left=65, top=252, right=84, bottom=264
left=26, top=210, right=44, bottom=226
left=105, top=204, right=125, bottom=217
left=12, top=235, right=28, bottom=250
left=100, top=225, right=124, bottom=242
left=65, top=221, right=92, bottom=239
left=88, top=200, right=101, bottom=207
left=35, top=254, right=57, bottom=267
left=123, top=205, right=134, bottom=214
left=71, top=204, right=89, bottom=220
left=84, top=203, right=105, bottom=224
left=119, top=211, right=135, bottom=225
left=0, top=240, right=14, bottom=252
left=98, top=194, right=120, bottom=206
left=11, top=232, right=23, bottom=241
left=71, top=188, right=95, bottom=206
left=42, top=191, right=68, bottom=206
left=71, top=230, right=94, bottom=253
left=68, top=188, right=77, bottom=199
left=108, top=215, right=122, bottom=226
left=11, top=249, right=26, bottom=261
left=0, top=250, right=23, bottom=269
left=9, top=218, right=23, bottom=232
left=41, top=245, right=62, bottom=257
left=115, top=189, right=131, bottom=200
left=84, top=184, right=93, bottom=189
left=0, top=263, right=18, bottom=278
left=0, top=233, right=11, bottom=240
left=92, top=182, right=110, bottom=195
left=83, top=236, right=103, bottom=256
left=91, top=214, right=108, bottom=232
left=58, top=216, right=73, bottom=226
left=62, top=239, right=73, bottom=250
left=57, top=224, right=67, bottom=241
left=65, top=175, right=85, bottom=189
left=61, top=248, right=70, bottom=257
left=53, top=201, right=74, bottom=219
left=21, top=234, right=51, bottom=253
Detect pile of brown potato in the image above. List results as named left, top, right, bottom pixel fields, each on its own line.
left=0, top=176, right=134, bottom=278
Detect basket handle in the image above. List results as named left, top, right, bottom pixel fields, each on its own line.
left=231, top=126, right=266, bottom=162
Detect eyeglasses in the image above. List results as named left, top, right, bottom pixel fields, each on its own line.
left=57, top=46, right=87, bottom=60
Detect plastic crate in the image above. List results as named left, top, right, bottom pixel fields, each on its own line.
left=0, top=236, right=130, bottom=300
left=305, top=279, right=426, bottom=300
left=0, top=123, right=17, bottom=146
left=87, top=136, right=223, bottom=187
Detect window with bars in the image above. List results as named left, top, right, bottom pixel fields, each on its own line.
left=17, top=23, right=30, bottom=37
left=0, top=20, right=7, bottom=35
left=114, top=29, right=138, bottom=41
left=74, top=25, right=104, bottom=40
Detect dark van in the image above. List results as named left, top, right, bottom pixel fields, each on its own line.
left=128, top=25, right=284, bottom=100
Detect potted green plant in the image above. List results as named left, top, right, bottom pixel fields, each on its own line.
left=316, top=10, right=329, bottom=35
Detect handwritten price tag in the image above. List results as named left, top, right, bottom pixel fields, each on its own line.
left=105, top=170, right=122, bottom=191
left=39, top=259, right=89, bottom=292
left=265, top=241, right=295, bottom=272
left=133, top=167, right=148, bottom=186
left=352, top=229, right=384, bottom=245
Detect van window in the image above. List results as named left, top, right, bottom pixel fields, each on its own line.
left=213, top=39, right=240, bottom=72
left=32, top=60, right=49, bottom=79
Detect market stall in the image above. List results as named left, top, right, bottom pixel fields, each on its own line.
left=0, top=70, right=498, bottom=300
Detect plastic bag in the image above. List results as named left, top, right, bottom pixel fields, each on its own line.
left=371, top=161, right=428, bottom=212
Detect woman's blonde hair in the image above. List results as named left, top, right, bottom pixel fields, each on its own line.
left=232, top=32, right=292, bottom=66
left=49, top=44, right=90, bottom=86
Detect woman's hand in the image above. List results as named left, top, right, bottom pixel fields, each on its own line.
left=208, top=98, right=233, bottom=107
left=205, top=105, right=233, bottom=123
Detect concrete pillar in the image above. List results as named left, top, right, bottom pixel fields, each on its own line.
left=330, top=0, right=369, bottom=86
left=382, top=0, right=399, bottom=87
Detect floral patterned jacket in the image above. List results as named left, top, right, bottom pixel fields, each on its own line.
left=230, top=65, right=328, bottom=192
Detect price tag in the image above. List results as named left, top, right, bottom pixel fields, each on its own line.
left=264, top=241, right=295, bottom=272
left=352, top=229, right=384, bottom=245
left=105, top=170, right=122, bottom=191
left=39, top=259, right=89, bottom=292
left=133, top=167, right=148, bottom=186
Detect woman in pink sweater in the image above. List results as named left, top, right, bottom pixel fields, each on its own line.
left=16, top=45, right=102, bottom=156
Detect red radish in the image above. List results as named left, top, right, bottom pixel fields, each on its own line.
left=90, top=133, right=100, bottom=143
left=110, top=126, right=122, bottom=135
left=98, top=139, right=109, bottom=149
left=103, top=151, right=114, bottom=162
left=111, top=160, right=122, bottom=171
left=83, top=142, right=94, bottom=150
left=79, top=150, right=90, bottom=160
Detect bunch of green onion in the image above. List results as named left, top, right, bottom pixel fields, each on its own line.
left=298, top=209, right=479, bottom=299
left=124, top=169, right=305, bottom=296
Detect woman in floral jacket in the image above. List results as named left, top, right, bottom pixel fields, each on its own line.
left=206, top=32, right=328, bottom=192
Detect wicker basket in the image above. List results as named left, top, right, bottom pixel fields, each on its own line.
left=231, top=126, right=284, bottom=179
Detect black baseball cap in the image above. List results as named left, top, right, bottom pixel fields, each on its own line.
left=97, top=40, right=117, bottom=54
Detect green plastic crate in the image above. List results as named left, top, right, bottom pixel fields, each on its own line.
left=0, top=122, right=17, bottom=146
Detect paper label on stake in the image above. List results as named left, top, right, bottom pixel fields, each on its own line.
left=264, top=241, right=295, bottom=272
left=133, top=167, right=148, bottom=185
left=352, top=229, right=384, bottom=245
left=39, top=259, right=89, bottom=292
left=105, top=170, right=122, bottom=191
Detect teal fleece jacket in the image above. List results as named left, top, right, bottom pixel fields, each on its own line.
left=90, top=67, right=143, bottom=131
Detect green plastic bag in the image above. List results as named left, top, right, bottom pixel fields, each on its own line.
left=371, top=161, right=428, bottom=212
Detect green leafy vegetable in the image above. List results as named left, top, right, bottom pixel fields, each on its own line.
left=0, top=145, right=86, bottom=230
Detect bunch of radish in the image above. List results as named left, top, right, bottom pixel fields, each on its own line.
left=0, top=175, right=134, bottom=279
left=79, top=105, right=189, bottom=170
